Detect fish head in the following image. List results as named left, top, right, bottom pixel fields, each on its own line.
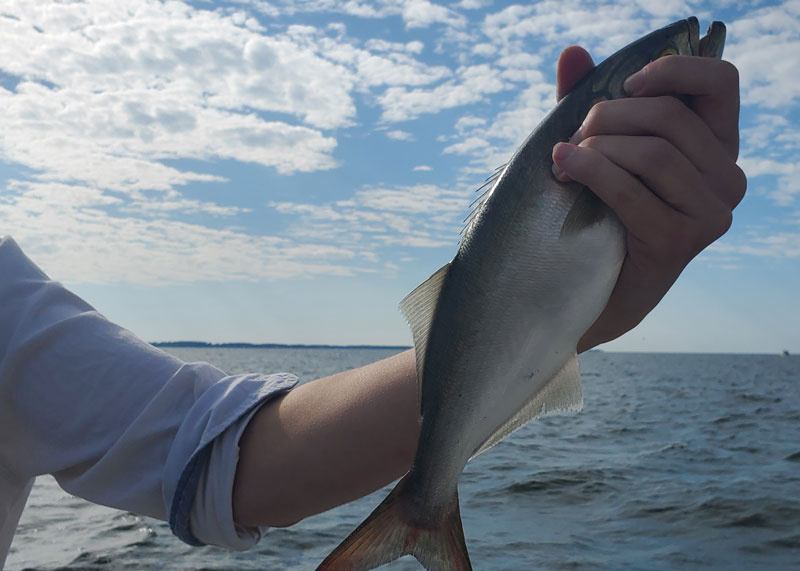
left=579, top=17, right=727, bottom=101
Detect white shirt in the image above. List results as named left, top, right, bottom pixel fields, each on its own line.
left=0, top=236, right=297, bottom=568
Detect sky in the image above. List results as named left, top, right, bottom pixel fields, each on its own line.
left=0, top=0, right=798, bottom=354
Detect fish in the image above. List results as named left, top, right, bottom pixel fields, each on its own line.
left=318, top=16, right=727, bottom=571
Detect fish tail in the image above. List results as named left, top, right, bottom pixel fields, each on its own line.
left=317, top=475, right=471, bottom=571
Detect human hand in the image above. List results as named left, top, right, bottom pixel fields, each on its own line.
left=551, top=46, right=746, bottom=352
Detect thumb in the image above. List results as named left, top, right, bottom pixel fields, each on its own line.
left=556, top=46, right=595, bottom=101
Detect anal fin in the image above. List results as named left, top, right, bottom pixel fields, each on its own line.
left=471, top=353, right=583, bottom=459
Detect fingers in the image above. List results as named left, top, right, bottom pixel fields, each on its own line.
left=571, top=97, right=719, bottom=174
left=567, top=96, right=745, bottom=209
left=623, top=55, right=740, bottom=160
left=553, top=138, right=734, bottom=250
left=567, top=136, right=707, bottom=214
left=556, top=46, right=595, bottom=101
left=552, top=141, right=677, bottom=244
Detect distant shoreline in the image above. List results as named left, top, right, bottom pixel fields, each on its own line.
left=152, top=341, right=412, bottom=350
left=149, top=344, right=794, bottom=355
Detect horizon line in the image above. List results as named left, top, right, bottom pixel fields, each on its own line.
left=151, top=341, right=794, bottom=356
left=152, top=340, right=413, bottom=350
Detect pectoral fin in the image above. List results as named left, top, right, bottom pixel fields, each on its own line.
left=470, top=353, right=583, bottom=459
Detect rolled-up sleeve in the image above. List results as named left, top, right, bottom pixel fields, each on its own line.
left=164, top=370, right=296, bottom=547
left=0, top=236, right=297, bottom=554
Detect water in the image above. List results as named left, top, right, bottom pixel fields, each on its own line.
left=6, top=349, right=800, bottom=570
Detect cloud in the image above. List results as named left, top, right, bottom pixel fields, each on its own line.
left=378, top=63, right=510, bottom=121
left=238, top=0, right=466, bottom=29
left=1, top=84, right=339, bottom=188
left=220, top=0, right=282, bottom=18
left=301, top=33, right=451, bottom=88
left=386, top=130, right=415, bottom=141
left=401, top=0, right=466, bottom=29
left=708, top=232, right=800, bottom=259
left=356, top=184, right=465, bottom=213
left=269, top=183, right=470, bottom=250
left=439, top=77, right=554, bottom=174
left=3, top=0, right=797, bottom=293
left=0, top=0, right=352, bottom=207
left=0, top=0, right=473, bottom=289
left=123, top=195, right=250, bottom=217
left=0, top=0, right=464, bottom=198
left=365, top=39, right=425, bottom=54
left=740, top=113, right=792, bottom=153
left=738, top=156, right=800, bottom=206
left=0, top=181, right=359, bottom=285
left=457, top=0, right=493, bottom=9
left=725, top=2, right=800, bottom=109
left=443, top=136, right=490, bottom=155
left=481, top=1, right=649, bottom=58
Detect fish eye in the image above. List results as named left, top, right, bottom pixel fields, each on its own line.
left=657, top=46, right=679, bottom=58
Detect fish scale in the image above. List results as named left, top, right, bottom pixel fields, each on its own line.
left=318, top=16, right=726, bottom=571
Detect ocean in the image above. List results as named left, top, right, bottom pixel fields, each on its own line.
left=6, top=348, right=800, bottom=570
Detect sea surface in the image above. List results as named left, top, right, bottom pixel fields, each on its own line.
left=6, top=349, right=800, bottom=570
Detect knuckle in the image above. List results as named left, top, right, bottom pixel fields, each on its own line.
left=614, top=179, right=653, bottom=219
left=717, top=209, right=734, bottom=236
left=720, top=59, right=740, bottom=90
left=669, top=218, right=696, bottom=252
left=582, top=102, right=608, bottom=134
left=656, top=95, right=688, bottom=125
left=730, top=164, right=748, bottom=206
left=703, top=203, right=734, bottom=244
left=580, top=135, right=603, bottom=151
left=641, top=136, right=673, bottom=167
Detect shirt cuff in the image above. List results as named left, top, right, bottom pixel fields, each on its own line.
left=163, top=371, right=297, bottom=547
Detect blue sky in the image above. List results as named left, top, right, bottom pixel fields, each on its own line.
left=0, top=0, right=798, bottom=353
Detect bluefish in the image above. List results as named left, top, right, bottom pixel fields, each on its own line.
left=319, top=17, right=726, bottom=571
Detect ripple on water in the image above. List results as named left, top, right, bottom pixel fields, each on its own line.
left=69, top=551, right=114, bottom=566
left=767, top=533, right=800, bottom=549
left=690, top=496, right=800, bottom=531
left=738, top=392, right=782, bottom=403
left=496, top=467, right=623, bottom=503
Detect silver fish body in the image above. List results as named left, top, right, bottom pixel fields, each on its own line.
left=319, top=17, right=726, bottom=571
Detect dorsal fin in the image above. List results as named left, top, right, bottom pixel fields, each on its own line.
left=461, top=163, right=507, bottom=240
left=470, top=353, right=583, bottom=459
left=399, top=263, right=450, bottom=411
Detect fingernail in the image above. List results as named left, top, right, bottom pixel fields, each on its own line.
left=568, top=126, right=583, bottom=145
left=552, top=143, right=574, bottom=182
left=553, top=142, right=574, bottom=162
left=623, top=70, right=644, bottom=95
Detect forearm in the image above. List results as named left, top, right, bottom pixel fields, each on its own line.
left=232, top=349, right=420, bottom=528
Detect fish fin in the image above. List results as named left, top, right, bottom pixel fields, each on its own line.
left=560, top=186, right=609, bottom=238
left=317, top=476, right=472, bottom=571
left=471, top=353, right=583, bottom=459
left=399, top=263, right=450, bottom=411
left=461, top=164, right=507, bottom=239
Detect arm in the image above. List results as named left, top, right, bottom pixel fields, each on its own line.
left=232, top=48, right=745, bottom=529
left=233, top=349, right=419, bottom=527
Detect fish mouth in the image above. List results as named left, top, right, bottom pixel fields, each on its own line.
left=699, top=20, right=727, bottom=58
left=685, top=17, right=727, bottom=59
left=688, top=16, right=700, bottom=55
